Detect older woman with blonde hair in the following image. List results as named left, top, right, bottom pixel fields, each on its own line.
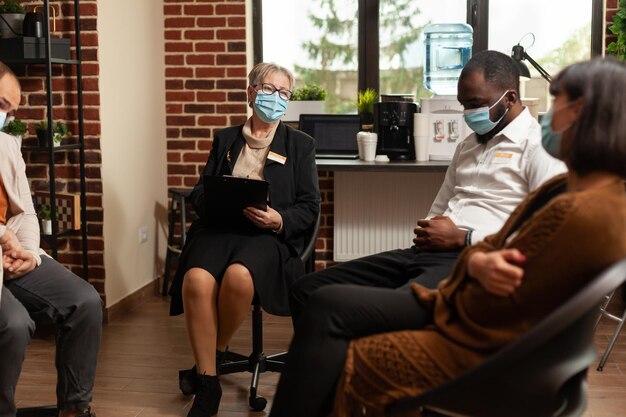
left=169, top=62, right=320, bottom=416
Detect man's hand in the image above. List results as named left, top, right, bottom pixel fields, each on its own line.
left=0, top=229, right=22, bottom=253
left=3, top=248, right=37, bottom=280
left=413, top=216, right=466, bottom=251
left=467, top=249, right=526, bottom=297
left=243, top=206, right=283, bottom=232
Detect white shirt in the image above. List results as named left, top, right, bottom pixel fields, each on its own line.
left=427, top=108, right=567, bottom=244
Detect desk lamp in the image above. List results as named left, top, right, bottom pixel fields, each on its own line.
left=511, top=44, right=552, bottom=83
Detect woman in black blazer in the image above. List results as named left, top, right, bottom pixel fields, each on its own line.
left=169, top=62, right=320, bottom=417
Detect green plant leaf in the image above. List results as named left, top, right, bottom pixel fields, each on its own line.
left=291, top=83, right=327, bottom=101
left=2, top=119, right=27, bottom=136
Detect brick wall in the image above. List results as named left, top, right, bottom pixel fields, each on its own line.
left=11, top=1, right=105, bottom=298
left=163, top=0, right=334, bottom=270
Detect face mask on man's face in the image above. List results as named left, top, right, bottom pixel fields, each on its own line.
left=463, top=90, right=509, bottom=135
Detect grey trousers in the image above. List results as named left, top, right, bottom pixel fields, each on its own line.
left=0, top=256, right=102, bottom=417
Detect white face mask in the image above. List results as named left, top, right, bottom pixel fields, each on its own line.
left=0, top=112, right=7, bottom=129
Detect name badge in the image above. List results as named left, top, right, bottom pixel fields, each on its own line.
left=267, top=151, right=287, bottom=165
left=492, top=151, right=513, bottom=164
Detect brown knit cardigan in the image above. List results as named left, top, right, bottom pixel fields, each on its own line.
left=332, top=174, right=626, bottom=417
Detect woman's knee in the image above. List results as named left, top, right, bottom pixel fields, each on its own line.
left=221, top=263, right=254, bottom=300
left=183, top=268, right=218, bottom=298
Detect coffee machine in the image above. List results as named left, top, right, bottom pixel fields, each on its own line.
left=374, top=98, right=418, bottom=160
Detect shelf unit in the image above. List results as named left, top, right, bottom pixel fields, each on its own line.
left=3, top=0, right=88, bottom=279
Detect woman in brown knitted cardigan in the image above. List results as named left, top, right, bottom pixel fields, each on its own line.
left=270, top=58, right=626, bottom=417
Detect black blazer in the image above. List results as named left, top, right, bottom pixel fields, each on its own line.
left=169, top=122, right=321, bottom=316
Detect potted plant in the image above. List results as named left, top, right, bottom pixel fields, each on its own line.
left=356, top=88, right=378, bottom=125
left=2, top=118, right=27, bottom=142
left=283, top=83, right=328, bottom=122
left=0, top=0, right=25, bottom=38
left=608, top=0, right=626, bottom=60
left=38, top=203, right=54, bottom=234
left=35, top=120, right=72, bottom=147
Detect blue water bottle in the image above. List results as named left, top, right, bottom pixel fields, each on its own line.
left=423, top=23, right=473, bottom=96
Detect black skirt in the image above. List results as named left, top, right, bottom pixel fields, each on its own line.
left=170, top=224, right=304, bottom=316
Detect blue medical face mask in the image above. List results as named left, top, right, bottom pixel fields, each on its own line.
left=540, top=109, right=561, bottom=158
left=0, top=112, right=7, bottom=130
left=463, top=90, right=509, bottom=135
left=540, top=103, right=575, bottom=159
left=253, top=91, right=288, bottom=123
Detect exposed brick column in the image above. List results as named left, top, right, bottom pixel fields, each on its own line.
left=11, top=1, right=105, bottom=298
left=163, top=0, right=248, bottom=188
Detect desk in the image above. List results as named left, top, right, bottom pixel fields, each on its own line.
left=316, top=159, right=450, bottom=262
left=316, top=158, right=449, bottom=173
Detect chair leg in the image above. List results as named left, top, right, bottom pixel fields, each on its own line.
left=162, top=196, right=178, bottom=296
left=248, top=360, right=268, bottom=411
left=597, top=307, right=626, bottom=371
left=595, top=291, right=616, bottom=328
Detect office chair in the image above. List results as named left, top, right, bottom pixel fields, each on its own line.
left=386, top=257, right=626, bottom=417
left=179, top=210, right=321, bottom=411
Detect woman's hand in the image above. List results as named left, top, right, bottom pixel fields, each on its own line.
left=243, top=206, right=283, bottom=232
left=467, top=249, right=526, bottom=297
left=3, top=248, right=37, bottom=280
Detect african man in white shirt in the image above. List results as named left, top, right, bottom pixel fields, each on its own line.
left=288, top=50, right=566, bottom=331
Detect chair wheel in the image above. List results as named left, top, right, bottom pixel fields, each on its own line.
left=250, top=395, right=267, bottom=411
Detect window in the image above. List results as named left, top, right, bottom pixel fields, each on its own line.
left=255, top=0, right=603, bottom=113
left=378, top=0, right=466, bottom=101
left=488, top=0, right=595, bottom=111
left=260, top=0, right=358, bottom=113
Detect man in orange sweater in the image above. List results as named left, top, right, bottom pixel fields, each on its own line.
left=0, top=62, right=101, bottom=417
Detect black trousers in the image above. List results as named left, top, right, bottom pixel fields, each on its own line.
left=289, top=247, right=460, bottom=325
left=270, top=284, right=433, bottom=417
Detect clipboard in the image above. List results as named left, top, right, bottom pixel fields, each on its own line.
left=203, top=175, right=269, bottom=222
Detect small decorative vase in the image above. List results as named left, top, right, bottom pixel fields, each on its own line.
left=36, top=129, right=48, bottom=147
left=41, top=219, right=52, bottom=235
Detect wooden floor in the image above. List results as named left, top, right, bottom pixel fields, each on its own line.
left=13, top=295, right=626, bottom=417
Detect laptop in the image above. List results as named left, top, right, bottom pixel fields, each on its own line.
left=203, top=175, right=268, bottom=224
left=298, top=114, right=361, bottom=159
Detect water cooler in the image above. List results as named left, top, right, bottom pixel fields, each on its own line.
left=415, top=23, right=473, bottom=161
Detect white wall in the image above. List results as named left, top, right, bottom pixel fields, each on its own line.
left=98, top=0, right=168, bottom=308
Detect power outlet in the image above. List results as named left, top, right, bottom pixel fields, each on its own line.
left=138, top=226, right=148, bottom=244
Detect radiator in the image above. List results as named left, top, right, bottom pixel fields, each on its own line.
left=334, top=171, right=446, bottom=261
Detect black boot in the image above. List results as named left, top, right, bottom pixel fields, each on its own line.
left=187, top=374, right=222, bottom=417
left=179, top=348, right=228, bottom=396
left=179, top=365, right=197, bottom=395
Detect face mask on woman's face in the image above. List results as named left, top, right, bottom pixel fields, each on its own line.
left=463, top=90, right=510, bottom=135
left=253, top=91, right=288, bottom=123
left=540, top=101, right=576, bottom=159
